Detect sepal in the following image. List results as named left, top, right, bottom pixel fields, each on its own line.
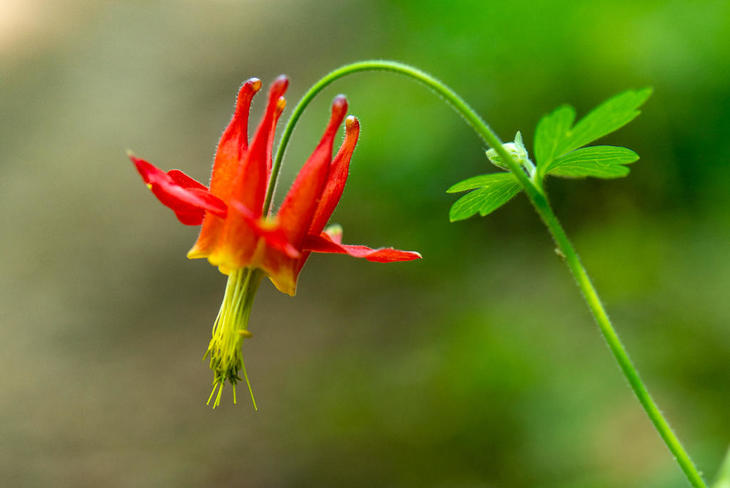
left=303, top=231, right=422, bottom=263
left=129, top=153, right=226, bottom=226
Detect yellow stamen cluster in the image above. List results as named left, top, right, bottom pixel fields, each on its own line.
left=204, top=268, right=262, bottom=409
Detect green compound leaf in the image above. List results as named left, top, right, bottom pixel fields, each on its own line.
left=448, top=173, right=522, bottom=222
left=447, top=173, right=508, bottom=193
left=449, top=88, right=651, bottom=222
left=534, top=88, right=651, bottom=172
left=546, top=145, right=639, bottom=179
left=557, top=87, right=652, bottom=155
left=534, top=105, right=576, bottom=167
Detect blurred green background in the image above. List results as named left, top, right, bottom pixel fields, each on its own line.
left=1, top=0, right=728, bottom=486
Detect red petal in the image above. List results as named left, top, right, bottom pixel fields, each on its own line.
left=231, top=76, right=288, bottom=217
left=190, top=79, right=261, bottom=254
left=308, top=116, right=360, bottom=236
left=186, top=188, right=227, bottom=217
left=267, top=95, right=286, bottom=174
left=190, top=78, right=287, bottom=264
left=207, top=78, right=261, bottom=201
left=167, top=169, right=207, bottom=191
left=229, top=201, right=300, bottom=259
left=303, top=232, right=422, bottom=263
left=276, top=96, right=348, bottom=247
left=130, top=154, right=227, bottom=225
left=132, top=156, right=166, bottom=185
left=174, top=211, right=205, bottom=226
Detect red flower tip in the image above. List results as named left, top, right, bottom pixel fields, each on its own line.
left=344, top=115, right=359, bottom=134
left=269, top=75, right=289, bottom=101
left=275, top=96, right=287, bottom=115
left=234, top=78, right=262, bottom=111
left=128, top=153, right=159, bottom=185
left=308, top=95, right=347, bottom=150
left=306, top=114, right=360, bottom=236
left=331, top=94, right=348, bottom=117
left=245, top=77, right=262, bottom=91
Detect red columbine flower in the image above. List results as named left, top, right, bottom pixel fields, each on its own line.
left=129, top=77, right=421, bottom=407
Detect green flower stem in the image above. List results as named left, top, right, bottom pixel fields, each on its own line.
left=532, top=193, right=707, bottom=488
left=269, top=60, right=707, bottom=488
left=264, top=60, right=540, bottom=214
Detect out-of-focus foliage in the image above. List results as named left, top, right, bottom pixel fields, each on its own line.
left=0, top=1, right=727, bottom=487
left=713, top=449, right=730, bottom=488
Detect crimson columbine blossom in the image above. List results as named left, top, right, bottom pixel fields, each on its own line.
left=129, top=77, right=421, bottom=406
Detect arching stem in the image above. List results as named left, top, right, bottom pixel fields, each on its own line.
left=266, top=60, right=707, bottom=488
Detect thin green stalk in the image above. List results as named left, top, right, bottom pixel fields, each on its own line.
left=269, top=60, right=707, bottom=488
left=531, top=192, right=707, bottom=488
left=264, top=60, right=539, bottom=214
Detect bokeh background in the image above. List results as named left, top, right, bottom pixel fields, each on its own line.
left=1, top=0, right=728, bottom=487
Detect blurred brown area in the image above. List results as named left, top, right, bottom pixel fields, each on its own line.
left=0, top=1, right=728, bottom=487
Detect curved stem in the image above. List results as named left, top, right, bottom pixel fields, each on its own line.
left=267, top=60, right=708, bottom=488
left=264, top=60, right=538, bottom=214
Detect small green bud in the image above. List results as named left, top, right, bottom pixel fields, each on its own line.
left=486, top=131, right=534, bottom=176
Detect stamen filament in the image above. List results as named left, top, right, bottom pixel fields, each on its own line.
left=205, top=268, right=263, bottom=409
